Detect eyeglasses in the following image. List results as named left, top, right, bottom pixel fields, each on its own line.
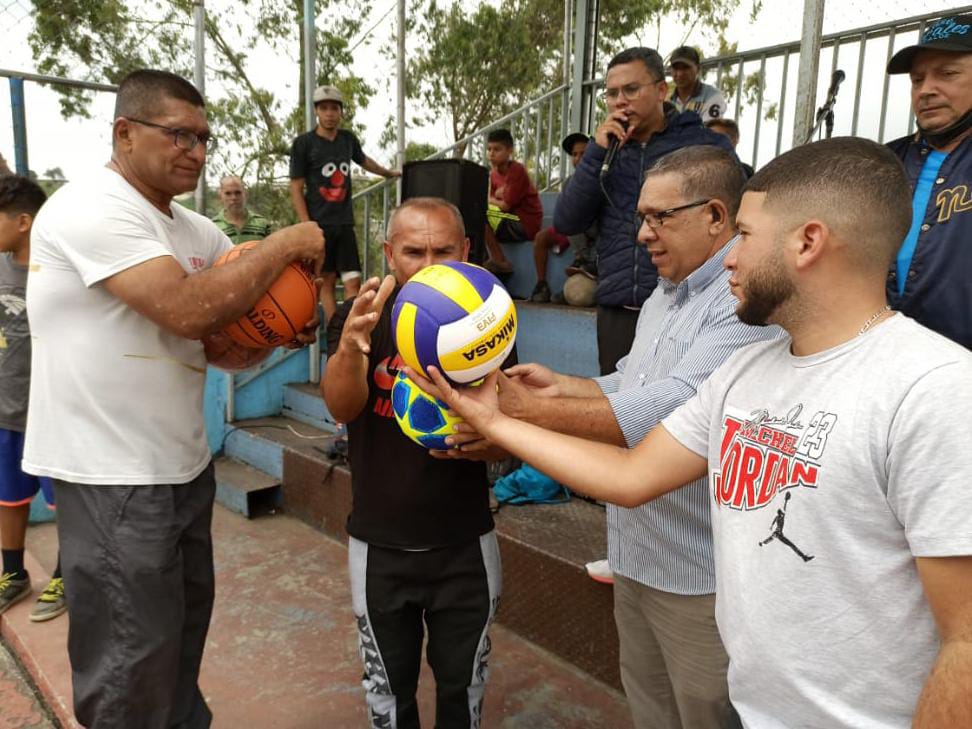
left=124, top=118, right=216, bottom=151
left=638, top=199, right=710, bottom=229
left=601, top=80, right=660, bottom=101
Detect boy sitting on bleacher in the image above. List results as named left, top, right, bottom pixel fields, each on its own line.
left=530, top=132, right=598, bottom=303
left=482, top=128, right=543, bottom=276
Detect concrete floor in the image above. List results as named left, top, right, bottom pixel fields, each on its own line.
left=8, top=505, right=632, bottom=729
left=0, top=637, right=56, bottom=729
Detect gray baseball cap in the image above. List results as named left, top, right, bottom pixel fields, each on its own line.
left=312, top=85, right=344, bottom=105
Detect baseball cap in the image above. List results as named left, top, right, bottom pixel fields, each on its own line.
left=887, top=15, right=972, bottom=74
left=312, top=85, right=344, bottom=105
left=669, top=45, right=701, bottom=68
left=561, top=132, right=588, bottom=154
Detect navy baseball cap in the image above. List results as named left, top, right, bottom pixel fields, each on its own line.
left=887, top=15, right=972, bottom=74
left=561, top=132, right=588, bottom=154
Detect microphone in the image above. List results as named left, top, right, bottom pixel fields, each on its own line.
left=825, top=70, right=845, bottom=104
left=600, top=118, right=629, bottom=177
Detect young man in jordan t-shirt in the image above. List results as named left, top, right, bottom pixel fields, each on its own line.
left=289, top=85, right=400, bottom=321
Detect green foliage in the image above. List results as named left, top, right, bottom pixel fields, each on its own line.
left=27, top=0, right=374, bottom=229
left=404, top=141, right=437, bottom=162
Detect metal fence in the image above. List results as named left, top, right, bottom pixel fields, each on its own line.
left=353, top=5, right=968, bottom=268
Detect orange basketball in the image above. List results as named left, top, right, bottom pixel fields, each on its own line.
left=214, top=241, right=317, bottom=348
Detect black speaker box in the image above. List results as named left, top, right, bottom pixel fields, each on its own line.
left=401, top=159, right=490, bottom=263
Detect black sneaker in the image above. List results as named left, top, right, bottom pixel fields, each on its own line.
left=0, top=571, right=31, bottom=615
left=530, top=280, right=551, bottom=303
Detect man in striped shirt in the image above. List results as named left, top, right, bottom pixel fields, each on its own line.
left=212, top=175, right=271, bottom=245
left=468, top=146, right=781, bottom=728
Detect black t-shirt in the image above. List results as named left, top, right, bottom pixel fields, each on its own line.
left=326, top=291, right=497, bottom=549
left=289, top=129, right=366, bottom=227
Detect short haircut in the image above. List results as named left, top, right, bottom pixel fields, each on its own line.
left=705, top=118, right=740, bottom=145
left=607, top=47, right=665, bottom=81
left=645, top=145, right=746, bottom=222
left=219, top=175, right=244, bottom=188
left=745, top=137, right=912, bottom=271
left=0, top=175, right=47, bottom=217
left=114, top=69, right=205, bottom=121
left=386, top=197, right=466, bottom=241
left=487, top=129, right=514, bottom=147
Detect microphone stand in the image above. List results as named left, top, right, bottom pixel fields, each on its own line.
left=806, top=70, right=844, bottom=145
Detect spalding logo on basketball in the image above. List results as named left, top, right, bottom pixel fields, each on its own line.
left=392, top=261, right=516, bottom=385
left=214, top=241, right=317, bottom=348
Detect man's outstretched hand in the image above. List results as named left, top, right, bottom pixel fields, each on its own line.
left=338, top=275, right=396, bottom=356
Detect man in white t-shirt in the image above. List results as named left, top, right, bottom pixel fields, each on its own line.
left=24, top=69, right=324, bottom=729
left=420, top=137, right=972, bottom=728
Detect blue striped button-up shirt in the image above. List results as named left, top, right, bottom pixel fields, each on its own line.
left=596, top=237, right=782, bottom=594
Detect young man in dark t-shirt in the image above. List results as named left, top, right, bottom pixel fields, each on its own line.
left=322, top=197, right=507, bottom=729
left=482, top=128, right=543, bottom=276
left=289, top=85, right=400, bottom=322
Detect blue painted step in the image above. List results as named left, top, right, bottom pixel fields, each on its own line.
left=214, top=456, right=280, bottom=518
left=282, top=382, right=338, bottom=432
left=222, top=416, right=335, bottom=480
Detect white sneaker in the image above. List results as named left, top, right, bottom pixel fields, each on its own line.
left=585, top=559, right=614, bottom=585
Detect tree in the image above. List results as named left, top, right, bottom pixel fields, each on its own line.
left=28, top=0, right=374, bottom=221
left=407, top=0, right=762, bottom=147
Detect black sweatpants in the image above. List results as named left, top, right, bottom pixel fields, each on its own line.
left=349, top=532, right=502, bottom=729
left=596, top=305, right=641, bottom=375
left=53, top=463, right=217, bottom=729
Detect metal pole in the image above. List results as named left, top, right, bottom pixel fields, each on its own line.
left=9, top=78, right=28, bottom=175
left=396, top=0, right=406, bottom=173
left=193, top=0, right=206, bottom=214
left=303, top=0, right=321, bottom=383
left=792, top=0, right=825, bottom=146
left=570, top=0, right=588, bottom=134
left=303, top=0, right=316, bottom=132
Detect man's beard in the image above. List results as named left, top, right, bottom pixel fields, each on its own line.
left=735, top=251, right=795, bottom=327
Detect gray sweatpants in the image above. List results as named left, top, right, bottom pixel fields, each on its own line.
left=54, top=463, right=216, bottom=729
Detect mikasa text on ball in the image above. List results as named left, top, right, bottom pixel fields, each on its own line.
left=392, top=261, right=516, bottom=385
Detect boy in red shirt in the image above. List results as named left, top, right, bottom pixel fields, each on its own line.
left=483, top=129, right=543, bottom=275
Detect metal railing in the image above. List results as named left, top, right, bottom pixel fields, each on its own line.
left=351, top=8, right=966, bottom=282
left=579, top=7, right=969, bottom=169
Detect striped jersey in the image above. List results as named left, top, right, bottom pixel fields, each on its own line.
left=211, top=209, right=272, bottom=245
left=595, top=238, right=783, bottom=593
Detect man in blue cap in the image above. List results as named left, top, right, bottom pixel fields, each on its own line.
left=885, top=13, right=972, bottom=349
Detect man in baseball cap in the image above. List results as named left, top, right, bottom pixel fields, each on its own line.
left=667, top=45, right=726, bottom=120
left=289, top=84, right=400, bottom=322
left=885, top=13, right=972, bottom=350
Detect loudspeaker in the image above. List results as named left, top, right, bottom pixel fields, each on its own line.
left=401, top=159, right=490, bottom=263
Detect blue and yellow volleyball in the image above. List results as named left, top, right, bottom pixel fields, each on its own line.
left=391, top=371, right=463, bottom=450
left=392, top=262, right=516, bottom=386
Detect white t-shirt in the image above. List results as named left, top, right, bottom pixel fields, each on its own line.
left=24, top=167, right=232, bottom=485
left=663, top=314, right=972, bottom=728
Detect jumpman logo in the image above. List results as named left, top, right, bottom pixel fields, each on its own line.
left=758, top=492, right=814, bottom=562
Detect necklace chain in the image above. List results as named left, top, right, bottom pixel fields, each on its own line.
left=858, top=305, right=891, bottom=336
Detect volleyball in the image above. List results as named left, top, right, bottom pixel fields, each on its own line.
left=391, top=371, right=463, bottom=450
left=392, top=262, right=516, bottom=386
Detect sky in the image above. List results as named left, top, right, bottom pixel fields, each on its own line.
left=0, top=0, right=962, bottom=182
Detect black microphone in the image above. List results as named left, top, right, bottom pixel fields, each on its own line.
left=826, top=70, right=845, bottom=104
left=600, top=118, right=629, bottom=177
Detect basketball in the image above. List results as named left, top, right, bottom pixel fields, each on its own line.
left=391, top=371, right=463, bottom=450
left=214, top=241, right=318, bottom=348
left=203, top=331, right=274, bottom=372
left=392, top=261, right=516, bottom=386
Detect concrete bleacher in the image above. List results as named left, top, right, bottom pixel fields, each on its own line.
left=498, top=190, right=576, bottom=301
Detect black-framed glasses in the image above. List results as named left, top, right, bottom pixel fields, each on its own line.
left=124, top=118, right=216, bottom=151
left=601, top=79, right=661, bottom=101
left=638, top=199, right=710, bottom=229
